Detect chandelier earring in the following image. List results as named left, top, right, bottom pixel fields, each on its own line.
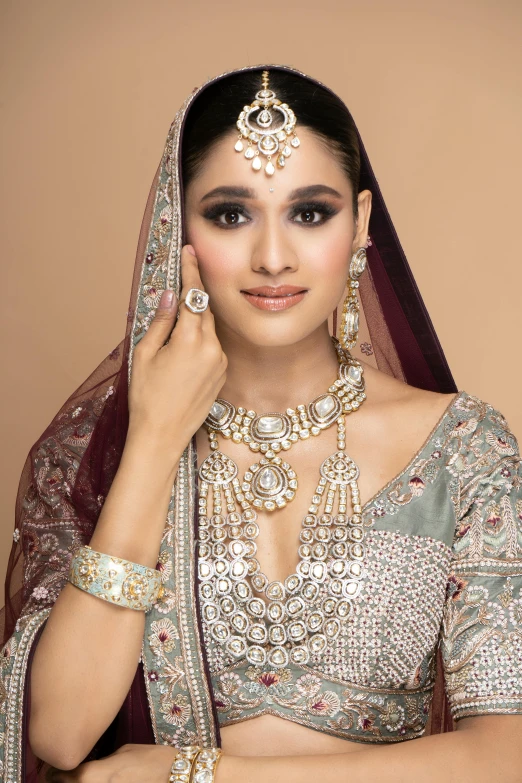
left=340, top=247, right=367, bottom=351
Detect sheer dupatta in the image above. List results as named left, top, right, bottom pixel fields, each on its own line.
left=0, top=64, right=456, bottom=782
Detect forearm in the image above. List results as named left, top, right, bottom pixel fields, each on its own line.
left=29, top=428, right=182, bottom=769
left=218, top=724, right=519, bottom=783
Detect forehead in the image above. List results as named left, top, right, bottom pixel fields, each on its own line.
left=186, top=126, right=351, bottom=200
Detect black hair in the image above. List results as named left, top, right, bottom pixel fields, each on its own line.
left=181, top=68, right=361, bottom=220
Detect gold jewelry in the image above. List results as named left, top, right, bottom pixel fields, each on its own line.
left=197, top=339, right=367, bottom=668
left=234, top=69, right=300, bottom=176
left=68, top=545, right=163, bottom=612
left=168, top=745, right=201, bottom=782
left=340, top=247, right=367, bottom=350
left=202, top=342, right=365, bottom=512
left=190, top=748, right=223, bottom=783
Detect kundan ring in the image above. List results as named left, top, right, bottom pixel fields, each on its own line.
left=184, top=288, right=209, bottom=314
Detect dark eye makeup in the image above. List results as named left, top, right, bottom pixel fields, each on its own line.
left=201, top=200, right=340, bottom=229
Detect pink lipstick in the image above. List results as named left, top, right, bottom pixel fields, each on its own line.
left=240, top=285, right=308, bottom=312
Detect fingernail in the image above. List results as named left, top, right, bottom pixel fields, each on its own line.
left=186, top=245, right=196, bottom=256
left=159, top=289, right=174, bottom=309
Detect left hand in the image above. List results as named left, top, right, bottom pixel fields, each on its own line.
left=47, top=743, right=177, bottom=782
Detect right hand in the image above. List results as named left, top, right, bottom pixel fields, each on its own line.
left=128, top=244, right=227, bottom=456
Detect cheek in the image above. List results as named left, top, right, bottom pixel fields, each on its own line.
left=185, top=221, right=241, bottom=293
left=299, top=227, right=352, bottom=281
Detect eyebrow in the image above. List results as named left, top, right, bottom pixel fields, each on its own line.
left=200, top=184, right=343, bottom=202
left=200, top=186, right=255, bottom=202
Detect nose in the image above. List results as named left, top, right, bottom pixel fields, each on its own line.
left=249, top=216, right=299, bottom=276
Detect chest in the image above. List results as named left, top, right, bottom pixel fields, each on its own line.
left=199, top=519, right=452, bottom=689
left=194, top=402, right=456, bottom=688
left=195, top=417, right=441, bottom=586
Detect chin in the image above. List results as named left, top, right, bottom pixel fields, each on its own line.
left=215, top=300, right=334, bottom=349
left=230, top=322, right=325, bottom=350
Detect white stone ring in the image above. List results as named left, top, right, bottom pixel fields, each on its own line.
left=184, top=288, right=209, bottom=314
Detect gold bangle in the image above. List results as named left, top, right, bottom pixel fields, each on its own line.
left=168, top=745, right=201, bottom=782
left=190, top=747, right=222, bottom=783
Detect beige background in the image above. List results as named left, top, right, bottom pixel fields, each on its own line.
left=1, top=0, right=521, bottom=581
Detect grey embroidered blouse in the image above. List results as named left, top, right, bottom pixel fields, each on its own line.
left=199, top=391, right=522, bottom=743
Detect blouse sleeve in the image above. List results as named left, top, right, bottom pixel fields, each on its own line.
left=441, top=401, right=522, bottom=721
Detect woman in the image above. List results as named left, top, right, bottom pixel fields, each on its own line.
left=1, top=64, right=521, bottom=782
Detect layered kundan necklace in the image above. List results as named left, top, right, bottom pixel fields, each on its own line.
left=197, top=339, right=368, bottom=669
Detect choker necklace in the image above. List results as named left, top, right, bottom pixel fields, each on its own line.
left=197, top=341, right=369, bottom=669
left=201, top=341, right=366, bottom=512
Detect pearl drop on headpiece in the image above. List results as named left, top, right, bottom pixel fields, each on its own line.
left=234, top=70, right=300, bottom=177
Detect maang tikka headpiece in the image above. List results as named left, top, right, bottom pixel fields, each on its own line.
left=234, top=70, right=300, bottom=176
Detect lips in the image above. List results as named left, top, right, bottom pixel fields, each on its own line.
left=241, top=285, right=308, bottom=296
left=240, top=285, right=308, bottom=312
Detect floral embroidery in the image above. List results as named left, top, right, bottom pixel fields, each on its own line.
left=143, top=283, right=163, bottom=309
left=31, top=586, right=50, bottom=601
left=442, top=434, right=522, bottom=719
left=365, top=442, right=446, bottom=521
left=485, top=430, right=517, bottom=456
left=446, top=574, right=468, bottom=601
left=211, top=662, right=433, bottom=741
left=160, top=693, right=191, bottom=726
left=149, top=618, right=179, bottom=653
left=201, top=392, right=522, bottom=739
left=156, top=549, right=173, bottom=583
left=363, top=393, right=518, bottom=524
left=154, top=587, right=177, bottom=615
left=360, top=342, right=373, bottom=356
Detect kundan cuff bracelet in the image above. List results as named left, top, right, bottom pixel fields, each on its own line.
left=168, top=746, right=223, bottom=783
left=191, top=747, right=222, bottom=783
left=168, top=746, right=201, bottom=782
left=68, top=545, right=163, bottom=612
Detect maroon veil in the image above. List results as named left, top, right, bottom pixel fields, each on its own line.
left=1, top=64, right=457, bottom=780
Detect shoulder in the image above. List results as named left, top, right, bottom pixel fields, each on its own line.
left=360, top=360, right=516, bottom=447
left=442, top=391, right=521, bottom=521
left=445, top=390, right=519, bottom=461
left=357, top=359, right=461, bottom=437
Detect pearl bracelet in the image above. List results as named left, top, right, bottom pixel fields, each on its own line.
left=68, top=545, right=163, bottom=612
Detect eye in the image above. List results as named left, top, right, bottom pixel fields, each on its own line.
left=291, top=201, right=338, bottom=226
left=218, top=210, right=248, bottom=226
left=294, top=209, right=323, bottom=224
left=202, top=203, right=250, bottom=228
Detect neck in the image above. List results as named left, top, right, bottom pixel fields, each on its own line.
left=215, top=324, right=341, bottom=412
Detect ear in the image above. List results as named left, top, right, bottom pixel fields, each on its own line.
left=352, top=189, right=372, bottom=251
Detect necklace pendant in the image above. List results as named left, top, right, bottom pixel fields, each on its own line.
left=244, top=456, right=298, bottom=512
left=198, top=449, right=239, bottom=485
left=320, top=451, right=360, bottom=486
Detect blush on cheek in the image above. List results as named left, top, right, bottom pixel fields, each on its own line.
left=187, top=237, right=239, bottom=294
left=303, top=234, right=351, bottom=281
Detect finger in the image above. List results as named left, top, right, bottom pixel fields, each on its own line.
left=177, top=245, right=213, bottom=329
left=135, top=288, right=179, bottom=356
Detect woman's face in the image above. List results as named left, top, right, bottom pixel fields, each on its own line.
left=184, top=126, right=372, bottom=349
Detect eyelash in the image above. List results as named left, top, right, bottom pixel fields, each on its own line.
left=202, top=200, right=339, bottom=229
